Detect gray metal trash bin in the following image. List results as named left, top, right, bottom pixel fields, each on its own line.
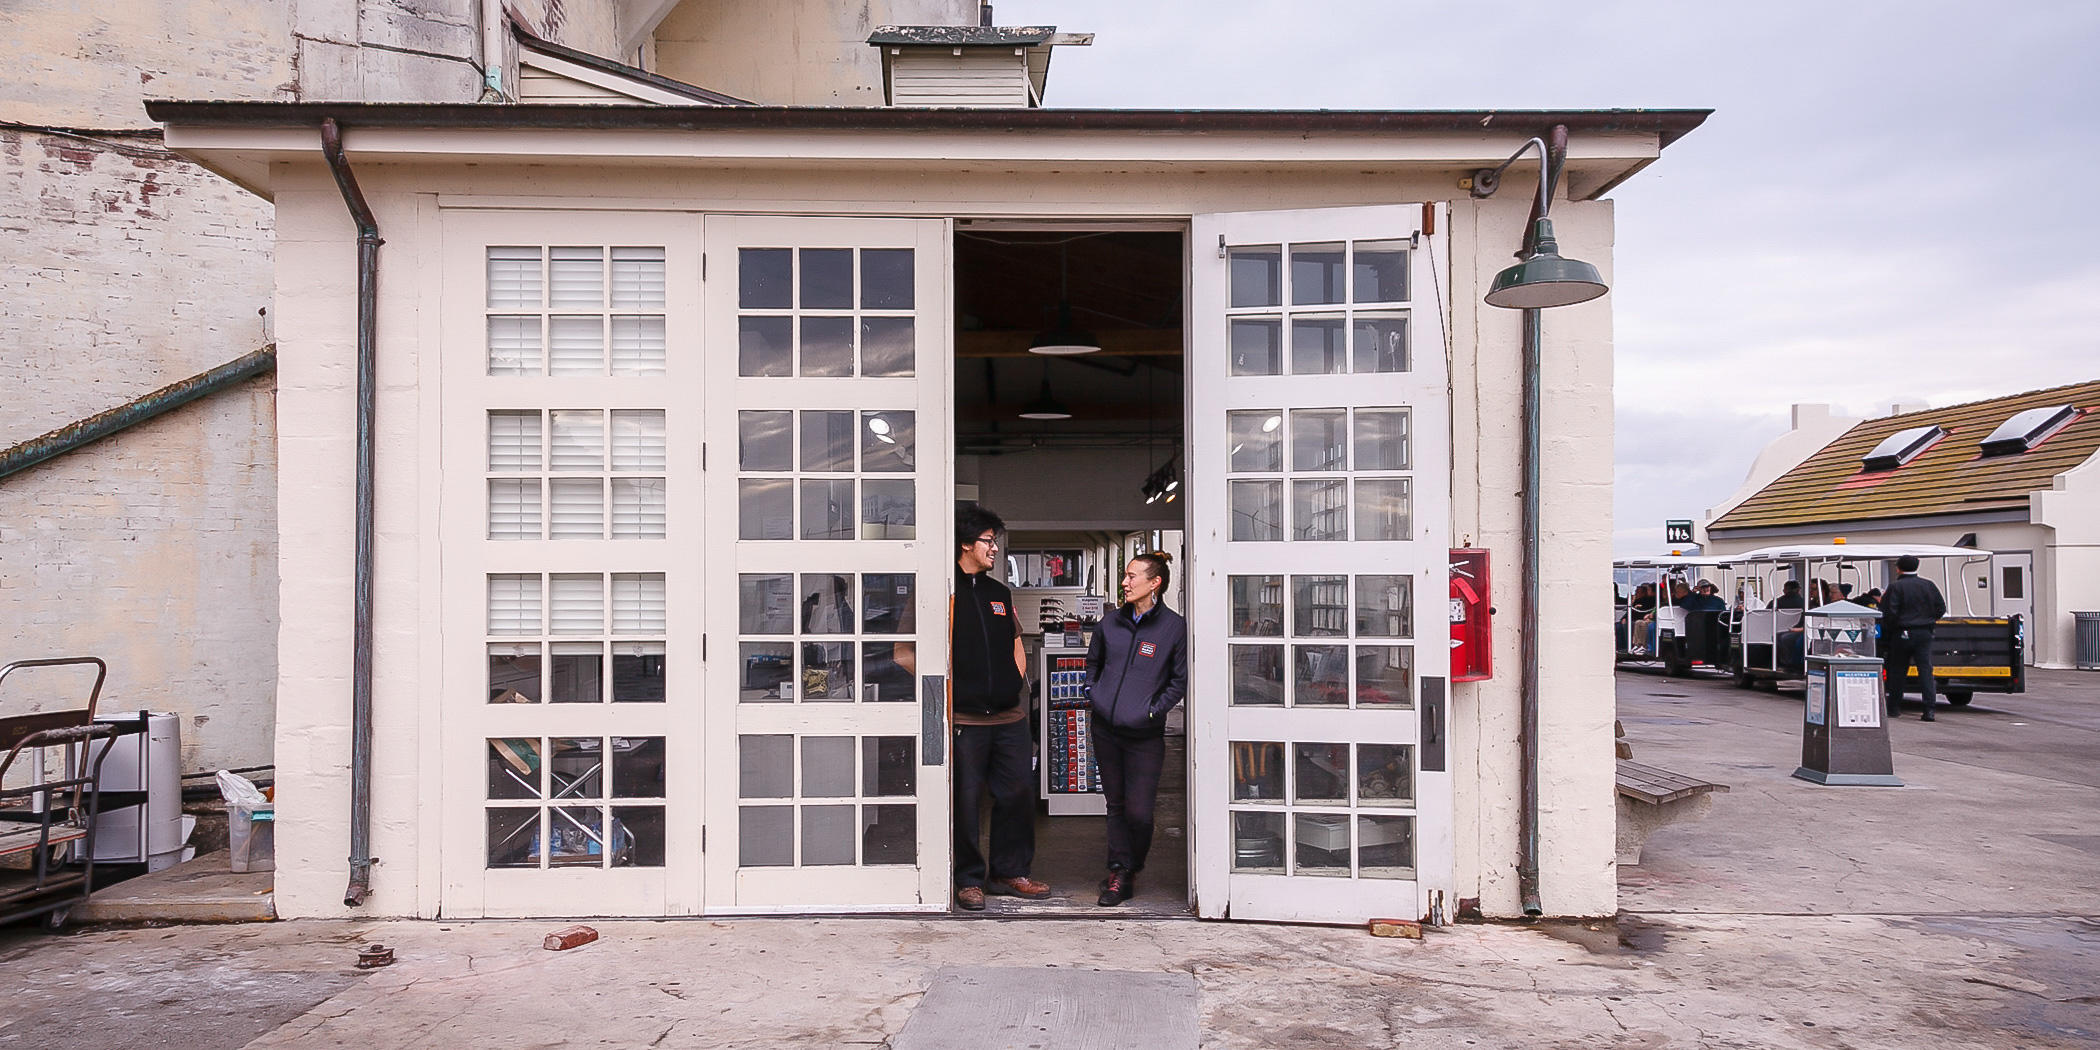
left=2076, top=611, right=2100, bottom=670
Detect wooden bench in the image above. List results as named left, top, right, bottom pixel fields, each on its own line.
left=1615, top=759, right=1728, bottom=865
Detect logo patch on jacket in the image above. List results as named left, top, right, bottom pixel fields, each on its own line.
left=1138, top=641, right=1157, bottom=657
left=989, top=601, right=1007, bottom=617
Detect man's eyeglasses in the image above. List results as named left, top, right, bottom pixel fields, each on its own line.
left=972, top=535, right=999, bottom=547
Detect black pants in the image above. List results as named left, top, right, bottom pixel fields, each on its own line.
left=1092, top=723, right=1167, bottom=874
left=1886, top=627, right=1938, bottom=713
left=953, top=718, right=1036, bottom=888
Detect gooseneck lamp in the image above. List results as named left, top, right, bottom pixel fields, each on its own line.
left=1472, top=138, right=1608, bottom=310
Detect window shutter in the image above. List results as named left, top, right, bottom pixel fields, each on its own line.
left=488, top=411, right=543, bottom=471
left=486, top=246, right=543, bottom=308
left=612, top=574, right=667, bottom=635
left=611, top=478, right=666, bottom=538
left=610, top=411, right=666, bottom=471
left=488, top=478, right=543, bottom=539
left=548, top=247, right=604, bottom=308
left=549, top=315, right=605, bottom=375
left=550, top=478, right=606, bottom=539
left=487, top=316, right=543, bottom=375
left=550, top=574, right=604, bottom=634
left=550, top=411, right=605, bottom=471
left=609, top=248, right=665, bottom=309
left=488, top=574, right=542, bottom=634
left=610, top=316, right=666, bottom=376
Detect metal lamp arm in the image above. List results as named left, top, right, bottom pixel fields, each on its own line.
left=1469, top=136, right=1552, bottom=217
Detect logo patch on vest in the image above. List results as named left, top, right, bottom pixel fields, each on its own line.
left=1138, top=641, right=1157, bottom=657
left=989, top=601, right=1007, bottom=617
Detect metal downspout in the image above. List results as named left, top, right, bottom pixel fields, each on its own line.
left=0, top=347, right=275, bottom=482
left=320, top=118, right=381, bottom=907
left=1516, top=124, right=1569, bottom=918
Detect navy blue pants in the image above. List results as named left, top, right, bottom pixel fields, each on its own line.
left=1092, top=724, right=1167, bottom=875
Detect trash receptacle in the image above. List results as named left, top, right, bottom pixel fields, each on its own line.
left=2076, top=612, right=2100, bottom=670
left=227, top=802, right=275, bottom=873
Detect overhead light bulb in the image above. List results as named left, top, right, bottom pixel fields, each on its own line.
left=1261, top=415, right=1282, bottom=433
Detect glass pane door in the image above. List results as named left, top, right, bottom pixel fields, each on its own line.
left=440, top=212, right=706, bottom=918
left=702, top=216, right=951, bottom=911
left=1189, top=206, right=1452, bottom=923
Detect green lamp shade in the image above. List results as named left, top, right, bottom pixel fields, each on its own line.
left=1484, top=218, right=1608, bottom=310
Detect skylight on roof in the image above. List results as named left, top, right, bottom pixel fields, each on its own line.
left=1980, top=405, right=2078, bottom=456
left=1861, top=425, right=1945, bottom=471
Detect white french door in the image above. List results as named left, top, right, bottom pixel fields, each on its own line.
left=1187, top=206, right=1453, bottom=923
left=701, top=216, right=952, bottom=911
left=439, top=211, right=706, bottom=917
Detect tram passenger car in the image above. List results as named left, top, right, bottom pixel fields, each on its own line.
left=1725, top=543, right=2024, bottom=705
left=1613, top=556, right=1738, bottom=677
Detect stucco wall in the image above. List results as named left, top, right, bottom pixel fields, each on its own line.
left=258, top=157, right=1626, bottom=919
left=654, top=0, right=976, bottom=105
left=1446, top=198, right=1621, bottom=918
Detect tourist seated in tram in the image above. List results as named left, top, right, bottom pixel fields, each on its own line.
left=1630, top=579, right=1691, bottom=655
left=1775, top=580, right=1840, bottom=670
left=1773, top=580, right=1806, bottom=610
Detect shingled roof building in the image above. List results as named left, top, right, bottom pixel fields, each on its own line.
left=1700, top=381, right=2100, bottom=668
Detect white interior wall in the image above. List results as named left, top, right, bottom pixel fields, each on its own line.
left=261, top=157, right=1628, bottom=919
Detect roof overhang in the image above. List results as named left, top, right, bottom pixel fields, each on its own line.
left=145, top=101, right=1708, bottom=202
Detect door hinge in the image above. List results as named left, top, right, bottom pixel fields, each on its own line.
left=1216, top=233, right=1227, bottom=259
left=701, top=826, right=706, bottom=852
left=701, top=252, right=707, bottom=281
left=701, top=442, right=707, bottom=471
left=702, top=634, right=708, bottom=661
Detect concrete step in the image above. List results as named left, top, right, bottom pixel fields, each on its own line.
left=77, top=850, right=274, bottom=923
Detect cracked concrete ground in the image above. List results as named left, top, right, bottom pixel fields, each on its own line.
left=0, top=669, right=2092, bottom=1048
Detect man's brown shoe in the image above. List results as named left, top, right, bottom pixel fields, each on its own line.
left=956, top=886, right=985, bottom=911
left=988, top=876, right=1052, bottom=900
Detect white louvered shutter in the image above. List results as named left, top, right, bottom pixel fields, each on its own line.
left=550, top=574, right=604, bottom=635
left=487, top=574, right=542, bottom=635
left=612, top=573, right=667, bottom=635
left=549, top=315, right=605, bottom=375
left=487, top=247, right=543, bottom=308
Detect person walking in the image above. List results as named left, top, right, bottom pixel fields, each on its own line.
left=944, top=504, right=1051, bottom=910
left=1881, top=555, right=1948, bottom=721
left=1084, top=552, right=1188, bottom=907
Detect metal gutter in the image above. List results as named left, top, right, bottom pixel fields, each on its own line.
left=320, top=117, right=381, bottom=909
left=144, top=101, right=1711, bottom=148
left=0, top=347, right=275, bottom=482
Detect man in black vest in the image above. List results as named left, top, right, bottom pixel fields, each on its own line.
left=1881, top=555, right=1949, bottom=721
left=945, top=503, right=1050, bottom=910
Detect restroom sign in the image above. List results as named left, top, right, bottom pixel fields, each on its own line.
left=1665, top=520, right=1694, bottom=544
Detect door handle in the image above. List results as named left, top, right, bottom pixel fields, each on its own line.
left=922, top=675, right=945, bottom=766
left=1420, top=676, right=1447, bottom=772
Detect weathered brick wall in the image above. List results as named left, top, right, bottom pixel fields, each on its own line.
left=0, top=127, right=280, bottom=772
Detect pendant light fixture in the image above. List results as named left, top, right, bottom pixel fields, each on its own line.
left=1028, top=241, right=1102, bottom=355
left=1017, top=362, right=1072, bottom=420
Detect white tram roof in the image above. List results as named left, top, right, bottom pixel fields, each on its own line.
left=1730, top=543, right=1990, bottom=562
left=1613, top=556, right=1737, bottom=569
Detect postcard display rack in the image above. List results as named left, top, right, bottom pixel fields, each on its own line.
left=1038, top=645, right=1106, bottom=816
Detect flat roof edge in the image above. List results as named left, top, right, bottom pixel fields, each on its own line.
left=144, top=101, right=1711, bottom=147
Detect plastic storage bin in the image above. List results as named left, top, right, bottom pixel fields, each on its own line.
left=227, top=803, right=275, bottom=873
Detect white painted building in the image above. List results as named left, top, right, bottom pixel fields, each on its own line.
left=147, top=10, right=1707, bottom=922
left=1700, top=381, right=2100, bottom=668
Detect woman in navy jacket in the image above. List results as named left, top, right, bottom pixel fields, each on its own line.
left=1084, top=551, right=1188, bottom=906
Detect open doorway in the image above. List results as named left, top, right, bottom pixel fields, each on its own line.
left=951, top=225, right=1190, bottom=916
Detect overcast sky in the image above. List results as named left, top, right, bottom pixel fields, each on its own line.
left=1000, top=0, right=2100, bottom=553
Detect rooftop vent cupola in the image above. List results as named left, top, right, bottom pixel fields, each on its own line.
left=1861, top=424, right=1946, bottom=472
left=1979, top=404, right=2080, bottom=456
left=867, top=25, right=1092, bottom=108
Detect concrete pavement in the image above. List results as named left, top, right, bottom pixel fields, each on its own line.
left=0, top=668, right=2093, bottom=1049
